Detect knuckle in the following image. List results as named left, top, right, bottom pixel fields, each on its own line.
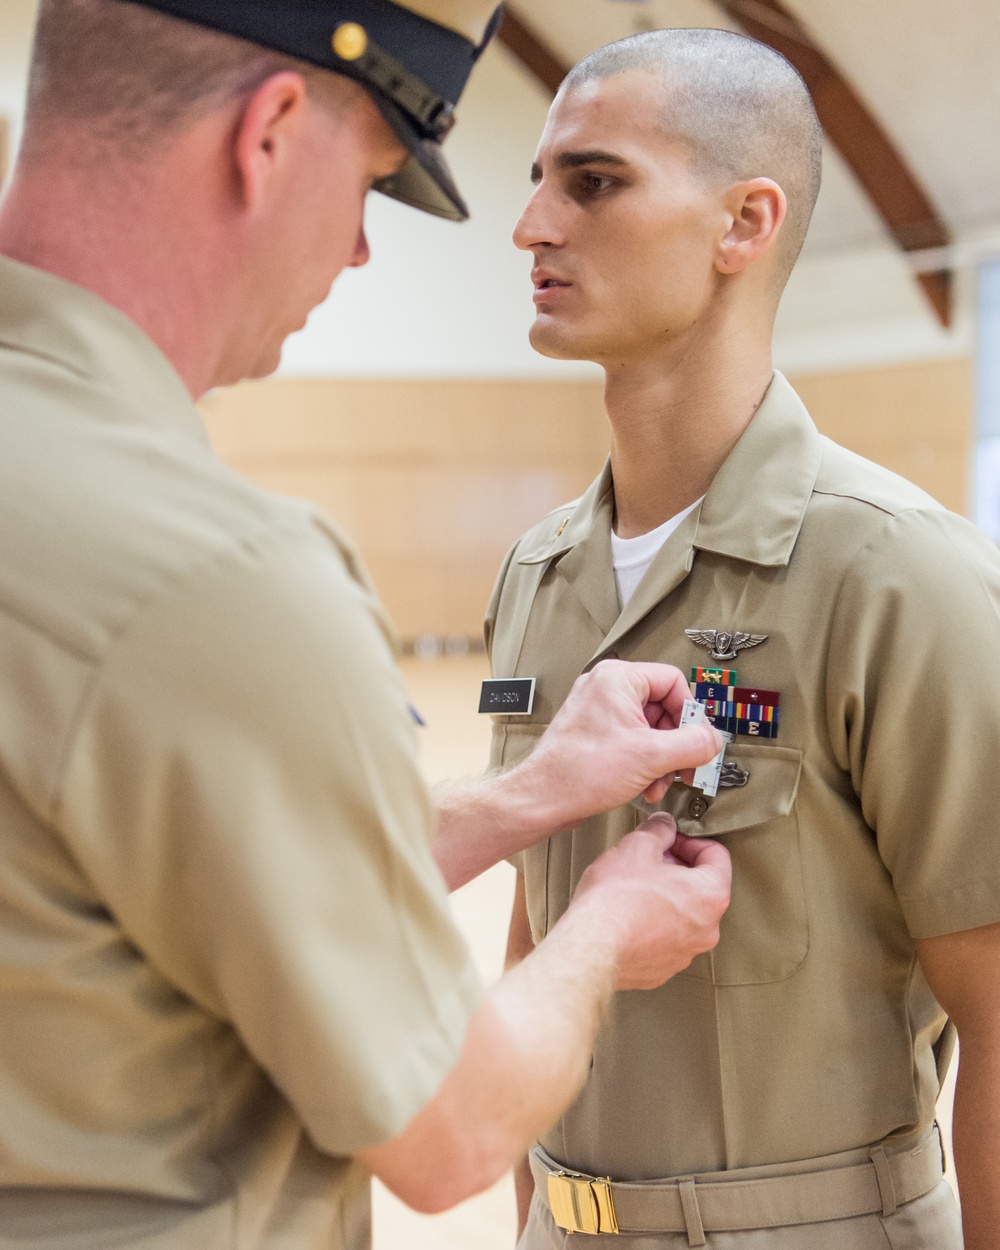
left=710, top=887, right=731, bottom=915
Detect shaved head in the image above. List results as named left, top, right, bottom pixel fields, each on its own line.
left=564, top=28, right=823, bottom=286
left=23, top=0, right=359, bottom=165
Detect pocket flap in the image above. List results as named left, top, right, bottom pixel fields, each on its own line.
left=635, top=744, right=803, bottom=837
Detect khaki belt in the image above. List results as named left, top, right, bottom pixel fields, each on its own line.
left=531, top=1128, right=945, bottom=1243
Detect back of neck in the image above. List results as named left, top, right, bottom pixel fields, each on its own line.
left=0, top=158, right=225, bottom=398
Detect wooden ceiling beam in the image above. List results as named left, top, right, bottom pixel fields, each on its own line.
left=497, top=7, right=569, bottom=98
left=715, top=0, right=953, bottom=326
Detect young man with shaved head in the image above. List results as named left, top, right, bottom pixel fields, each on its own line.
left=0, top=4, right=736, bottom=1247
left=492, top=28, right=1000, bottom=1249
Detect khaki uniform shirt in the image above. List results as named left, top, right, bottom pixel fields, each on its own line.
left=486, top=373, right=1000, bottom=1183
left=0, top=257, right=479, bottom=1248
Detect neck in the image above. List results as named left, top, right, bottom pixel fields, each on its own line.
left=603, top=302, right=775, bottom=538
left=0, top=146, right=238, bottom=398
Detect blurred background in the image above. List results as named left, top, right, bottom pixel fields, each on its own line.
left=2, top=0, right=996, bottom=1244
left=2, top=0, right=996, bottom=646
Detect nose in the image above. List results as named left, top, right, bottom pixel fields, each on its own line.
left=512, top=183, right=562, bottom=253
left=349, top=224, right=370, bottom=269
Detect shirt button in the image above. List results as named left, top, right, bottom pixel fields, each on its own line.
left=689, top=795, right=709, bottom=820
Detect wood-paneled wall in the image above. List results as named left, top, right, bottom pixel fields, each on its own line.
left=200, top=357, right=973, bottom=640
left=791, top=358, right=973, bottom=516
left=201, top=378, right=610, bottom=640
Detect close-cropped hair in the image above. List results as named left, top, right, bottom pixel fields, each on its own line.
left=23, top=0, right=357, bottom=163
left=566, top=28, right=824, bottom=283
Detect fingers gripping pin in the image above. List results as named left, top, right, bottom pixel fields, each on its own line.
left=681, top=699, right=732, bottom=798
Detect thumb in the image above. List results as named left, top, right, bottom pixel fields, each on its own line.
left=645, top=721, right=723, bottom=774
left=635, top=812, right=679, bottom=852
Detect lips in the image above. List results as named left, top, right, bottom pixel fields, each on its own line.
left=532, top=270, right=572, bottom=292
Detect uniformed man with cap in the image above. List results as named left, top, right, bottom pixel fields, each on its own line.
left=0, top=3, right=734, bottom=1247
left=490, top=27, right=1000, bottom=1250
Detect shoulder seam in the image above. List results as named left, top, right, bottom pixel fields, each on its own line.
left=811, top=488, right=943, bottom=520
left=0, top=599, right=97, bottom=668
left=540, top=498, right=580, bottom=521
left=811, top=488, right=897, bottom=518
left=0, top=337, right=93, bottom=381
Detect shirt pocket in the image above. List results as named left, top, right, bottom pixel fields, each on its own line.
left=491, top=722, right=550, bottom=940
left=644, top=744, right=808, bottom=986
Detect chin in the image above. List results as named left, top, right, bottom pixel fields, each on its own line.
left=528, top=318, right=592, bottom=363
left=243, top=342, right=285, bottom=383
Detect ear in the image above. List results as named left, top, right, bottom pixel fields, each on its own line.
left=233, top=71, right=311, bottom=211
left=715, top=178, right=787, bottom=276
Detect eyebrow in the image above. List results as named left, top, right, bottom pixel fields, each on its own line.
left=529, top=150, right=630, bottom=184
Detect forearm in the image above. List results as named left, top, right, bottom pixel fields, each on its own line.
left=484, top=892, right=616, bottom=1145
left=366, top=823, right=730, bottom=1215
left=505, top=871, right=540, bottom=1240
left=359, top=894, right=617, bottom=1212
left=433, top=768, right=563, bottom=892
left=951, top=1032, right=1000, bottom=1250
left=915, top=926, right=1000, bottom=1249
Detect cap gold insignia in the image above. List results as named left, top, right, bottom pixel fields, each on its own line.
left=332, top=22, right=369, bottom=61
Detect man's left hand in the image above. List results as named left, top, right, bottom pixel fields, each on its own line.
left=519, top=659, right=723, bottom=829
left=433, top=660, right=722, bottom=891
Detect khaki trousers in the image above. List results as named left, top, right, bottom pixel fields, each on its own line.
left=517, top=1176, right=962, bottom=1248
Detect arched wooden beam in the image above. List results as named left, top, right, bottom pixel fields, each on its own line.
left=497, top=7, right=568, bottom=96
left=716, top=0, right=953, bottom=326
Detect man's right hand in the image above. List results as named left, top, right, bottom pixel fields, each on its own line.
left=362, top=814, right=730, bottom=1216
left=567, top=813, right=731, bottom=990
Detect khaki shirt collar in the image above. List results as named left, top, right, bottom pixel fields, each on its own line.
left=0, top=254, right=208, bottom=444
left=695, top=371, right=823, bottom=567
left=515, top=372, right=824, bottom=647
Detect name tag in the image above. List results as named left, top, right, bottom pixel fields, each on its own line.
left=479, top=678, right=536, bottom=716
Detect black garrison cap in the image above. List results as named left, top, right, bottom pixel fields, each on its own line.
left=134, top=0, right=504, bottom=221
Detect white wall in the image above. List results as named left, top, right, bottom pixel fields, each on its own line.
left=280, top=44, right=601, bottom=380
left=0, top=0, right=36, bottom=152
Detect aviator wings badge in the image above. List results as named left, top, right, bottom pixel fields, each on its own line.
left=685, top=628, right=768, bottom=662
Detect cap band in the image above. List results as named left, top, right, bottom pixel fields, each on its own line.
left=137, top=0, right=480, bottom=107
left=343, top=33, right=456, bottom=139
left=132, top=0, right=502, bottom=222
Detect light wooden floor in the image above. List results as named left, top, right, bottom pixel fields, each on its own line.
left=374, top=656, right=518, bottom=1250
left=380, top=657, right=959, bottom=1249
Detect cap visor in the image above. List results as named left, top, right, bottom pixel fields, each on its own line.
left=370, top=95, right=469, bottom=222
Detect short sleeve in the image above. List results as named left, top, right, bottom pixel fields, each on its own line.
left=56, top=517, right=481, bottom=1155
left=826, top=507, right=1000, bottom=939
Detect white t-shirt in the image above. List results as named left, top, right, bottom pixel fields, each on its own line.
left=611, top=498, right=703, bottom=607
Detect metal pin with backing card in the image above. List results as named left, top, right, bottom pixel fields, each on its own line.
left=681, top=699, right=732, bottom=798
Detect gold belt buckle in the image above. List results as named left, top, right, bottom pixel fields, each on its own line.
left=547, top=1170, right=619, bottom=1235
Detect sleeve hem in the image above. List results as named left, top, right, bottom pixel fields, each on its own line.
left=901, top=878, right=1000, bottom=940
left=302, top=960, right=482, bottom=1157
